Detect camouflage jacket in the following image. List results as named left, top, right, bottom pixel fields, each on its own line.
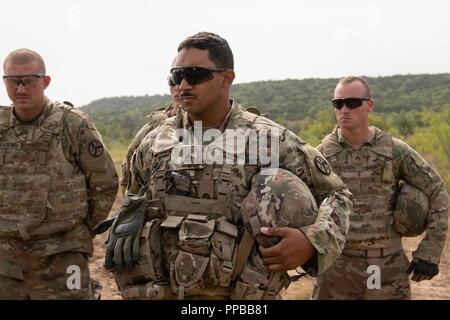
left=120, top=105, right=175, bottom=194
left=0, top=98, right=118, bottom=237
left=129, top=101, right=352, bottom=275
left=319, top=126, right=449, bottom=265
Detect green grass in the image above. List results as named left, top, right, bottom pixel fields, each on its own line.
left=105, top=140, right=130, bottom=171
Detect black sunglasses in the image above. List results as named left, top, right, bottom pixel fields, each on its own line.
left=167, top=75, right=176, bottom=87
left=332, top=97, right=370, bottom=110
left=169, top=66, right=230, bottom=86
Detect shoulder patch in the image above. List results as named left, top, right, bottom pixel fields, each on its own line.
left=88, top=140, right=104, bottom=157
left=314, top=156, right=331, bottom=175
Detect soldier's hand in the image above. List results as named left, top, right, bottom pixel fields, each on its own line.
left=407, top=258, right=439, bottom=282
left=104, top=195, right=146, bottom=273
left=258, top=227, right=316, bottom=272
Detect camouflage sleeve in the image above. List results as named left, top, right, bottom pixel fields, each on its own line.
left=279, top=130, right=352, bottom=275
left=128, top=128, right=159, bottom=195
left=316, top=142, right=324, bottom=153
left=64, top=109, right=119, bottom=233
left=120, top=121, right=160, bottom=195
left=394, top=139, right=449, bottom=265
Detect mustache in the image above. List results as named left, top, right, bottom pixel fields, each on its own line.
left=180, top=92, right=196, bottom=98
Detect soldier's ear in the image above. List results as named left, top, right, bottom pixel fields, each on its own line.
left=43, top=75, right=51, bottom=90
left=221, top=70, right=235, bottom=88
left=367, top=98, right=375, bottom=113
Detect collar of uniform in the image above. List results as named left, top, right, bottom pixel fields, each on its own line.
left=337, top=126, right=376, bottom=148
left=223, top=100, right=246, bottom=129
left=318, top=126, right=343, bottom=158
left=214, top=102, right=234, bottom=132
left=10, top=97, right=53, bottom=128
left=365, top=126, right=377, bottom=145
left=182, top=99, right=240, bottom=131
left=370, top=126, right=394, bottom=157
left=336, top=128, right=349, bottom=146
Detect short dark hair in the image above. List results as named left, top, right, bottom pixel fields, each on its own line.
left=3, top=48, right=46, bottom=74
left=177, top=32, right=234, bottom=70
left=338, top=76, right=372, bottom=98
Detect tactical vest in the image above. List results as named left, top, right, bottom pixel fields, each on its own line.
left=0, top=103, right=89, bottom=241
left=320, top=128, right=400, bottom=249
left=117, top=110, right=291, bottom=299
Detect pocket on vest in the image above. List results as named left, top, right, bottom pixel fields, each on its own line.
left=178, top=216, right=215, bottom=255
left=114, top=219, right=165, bottom=291
left=0, top=174, right=50, bottom=238
left=170, top=216, right=239, bottom=296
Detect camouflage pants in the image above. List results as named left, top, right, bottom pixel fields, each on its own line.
left=312, top=248, right=411, bottom=300
left=0, top=252, right=95, bottom=300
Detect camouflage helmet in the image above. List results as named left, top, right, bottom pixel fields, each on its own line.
left=241, top=168, right=318, bottom=247
left=392, top=182, right=429, bottom=237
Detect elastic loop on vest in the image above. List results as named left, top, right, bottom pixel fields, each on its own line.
left=177, top=285, right=185, bottom=300
left=17, top=223, right=31, bottom=241
left=0, top=149, right=4, bottom=165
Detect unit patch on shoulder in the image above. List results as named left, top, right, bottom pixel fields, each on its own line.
left=314, top=156, right=331, bottom=175
left=88, top=140, right=104, bottom=157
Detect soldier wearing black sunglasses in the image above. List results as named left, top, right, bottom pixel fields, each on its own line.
left=315, top=76, right=449, bottom=300
left=101, top=32, right=353, bottom=301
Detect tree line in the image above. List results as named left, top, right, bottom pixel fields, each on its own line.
left=81, top=73, right=450, bottom=190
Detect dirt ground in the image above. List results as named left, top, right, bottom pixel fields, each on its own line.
left=281, top=230, right=450, bottom=300
left=90, top=195, right=450, bottom=300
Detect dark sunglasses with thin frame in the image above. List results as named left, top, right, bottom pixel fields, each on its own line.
left=332, top=97, right=370, bottom=110
left=169, top=66, right=230, bottom=86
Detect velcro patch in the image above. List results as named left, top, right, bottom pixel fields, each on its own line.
left=0, top=143, right=21, bottom=150
left=314, top=156, right=331, bottom=175
left=88, top=140, right=104, bottom=157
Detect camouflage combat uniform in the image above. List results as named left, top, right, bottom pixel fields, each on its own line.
left=0, top=98, right=118, bottom=299
left=315, top=126, right=449, bottom=299
left=119, top=105, right=177, bottom=195
left=119, top=104, right=260, bottom=195
left=121, top=100, right=352, bottom=299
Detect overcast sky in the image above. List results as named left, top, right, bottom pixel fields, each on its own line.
left=1, top=0, right=449, bottom=107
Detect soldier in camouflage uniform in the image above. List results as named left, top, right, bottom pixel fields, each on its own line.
left=314, top=76, right=449, bottom=299
left=119, top=65, right=266, bottom=196
left=119, top=62, right=181, bottom=195
left=98, top=32, right=352, bottom=300
left=0, top=49, right=118, bottom=299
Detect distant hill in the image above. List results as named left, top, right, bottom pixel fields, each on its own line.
left=81, top=73, right=450, bottom=143
left=81, top=95, right=170, bottom=142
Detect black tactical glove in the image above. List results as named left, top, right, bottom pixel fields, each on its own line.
left=93, top=215, right=117, bottom=235
left=407, top=258, right=439, bottom=282
left=94, top=194, right=146, bottom=273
